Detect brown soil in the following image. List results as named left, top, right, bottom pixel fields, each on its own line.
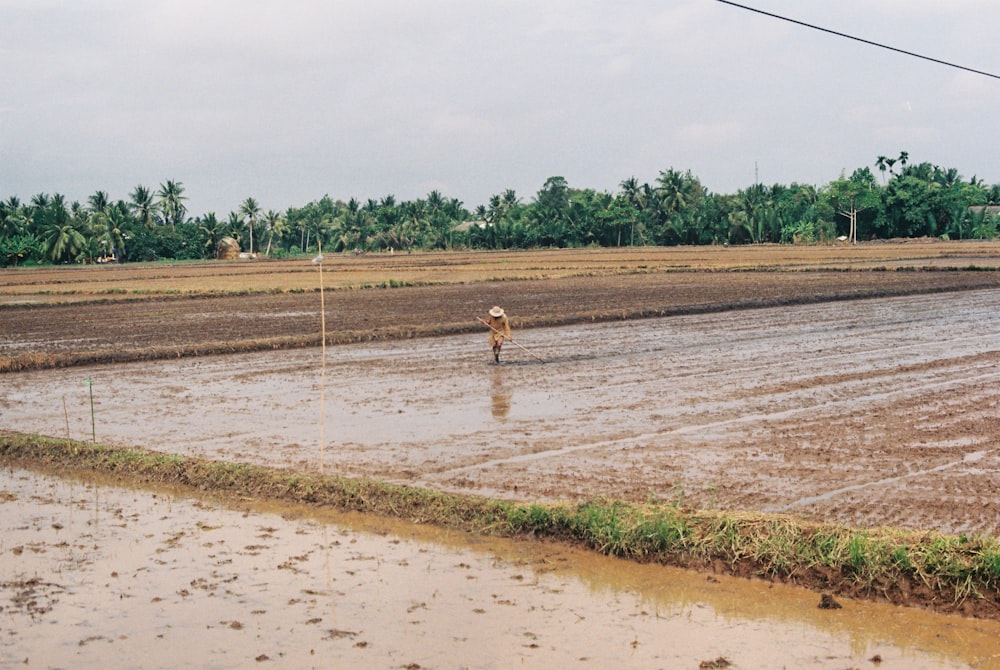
left=5, top=246, right=1000, bottom=621
left=4, top=266, right=1000, bottom=371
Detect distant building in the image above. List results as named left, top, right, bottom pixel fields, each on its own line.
left=968, top=205, right=1000, bottom=217
left=454, top=220, right=488, bottom=232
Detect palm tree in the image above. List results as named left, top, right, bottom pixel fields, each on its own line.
left=42, top=224, right=86, bottom=262
left=42, top=197, right=86, bottom=263
left=656, top=169, right=690, bottom=213
left=939, top=167, right=960, bottom=188
left=501, top=189, right=518, bottom=209
left=1, top=196, right=25, bottom=238
left=86, top=191, right=113, bottom=259
left=486, top=194, right=503, bottom=248
left=197, top=212, right=224, bottom=254
left=87, top=190, right=110, bottom=221
left=225, top=211, right=244, bottom=240
left=619, top=177, right=642, bottom=246
left=104, top=202, right=130, bottom=261
left=129, top=185, right=157, bottom=228
left=156, top=179, right=187, bottom=228
left=426, top=190, right=444, bottom=214
left=29, top=192, right=51, bottom=236
left=732, top=183, right=772, bottom=244
left=239, top=197, right=261, bottom=256
left=339, top=199, right=362, bottom=250
left=653, top=169, right=706, bottom=244
left=875, top=156, right=889, bottom=184
left=50, top=193, right=70, bottom=226
left=262, top=209, right=285, bottom=256
left=401, top=200, right=425, bottom=249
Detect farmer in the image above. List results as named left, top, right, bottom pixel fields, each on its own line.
left=485, top=305, right=512, bottom=363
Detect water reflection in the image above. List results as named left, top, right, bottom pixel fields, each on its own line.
left=336, top=507, right=1000, bottom=669
left=490, top=366, right=511, bottom=420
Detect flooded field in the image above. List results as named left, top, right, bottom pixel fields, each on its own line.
left=5, top=289, right=1000, bottom=535
left=5, top=278, right=1000, bottom=665
left=3, top=467, right=999, bottom=669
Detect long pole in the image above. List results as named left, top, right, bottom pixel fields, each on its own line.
left=477, top=317, right=546, bottom=363
left=86, top=378, right=95, bottom=442
left=317, top=240, right=326, bottom=475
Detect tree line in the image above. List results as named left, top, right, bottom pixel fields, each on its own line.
left=3, top=152, right=999, bottom=266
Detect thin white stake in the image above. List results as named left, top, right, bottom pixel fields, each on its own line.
left=86, top=378, right=96, bottom=442
left=316, top=240, right=326, bottom=474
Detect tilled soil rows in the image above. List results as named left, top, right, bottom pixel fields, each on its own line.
left=2, top=267, right=999, bottom=532
left=4, top=268, right=1000, bottom=370
left=4, top=250, right=1000, bottom=620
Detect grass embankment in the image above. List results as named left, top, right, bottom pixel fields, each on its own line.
left=3, top=431, right=1000, bottom=619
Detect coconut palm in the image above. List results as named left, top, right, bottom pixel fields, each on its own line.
left=1, top=196, right=25, bottom=237
left=196, top=212, right=224, bottom=253
left=239, top=197, right=261, bottom=256
left=225, top=211, right=243, bottom=238
left=42, top=210, right=86, bottom=263
left=262, top=209, right=285, bottom=256
left=156, top=179, right=187, bottom=228
left=619, top=177, right=645, bottom=246
left=87, top=191, right=123, bottom=260
left=28, top=192, right=51, bottom=236
left=426, top=189, right=444, bottom=215
left=87, top=189, right=110, bottom=229
left=129, top=185, right=157, bottom=228
left=102, top=203, right=131, bottom=261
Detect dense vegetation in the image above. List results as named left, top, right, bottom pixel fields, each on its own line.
left=3, top=151, right=999, bottom=266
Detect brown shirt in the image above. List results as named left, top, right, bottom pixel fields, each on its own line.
left=486, top=314, right=511, bottom=346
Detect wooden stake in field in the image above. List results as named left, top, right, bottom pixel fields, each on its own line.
left=86, top=378, right=96, bottom=442
left=315, top=241, right=326, bottom=474
left=477, top=316, right=546, bottom=363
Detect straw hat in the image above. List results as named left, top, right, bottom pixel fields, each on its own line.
left=489, top=306, right=505, bottom=318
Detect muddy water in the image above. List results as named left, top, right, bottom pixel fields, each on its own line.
left=2, top=468, right=998, bottom=669
left=5, top=289, right=1000, bottom=534
left=4, top=289, right=1000, bottom=664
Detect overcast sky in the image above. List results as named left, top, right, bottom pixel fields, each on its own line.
left=3, top=0, right=999, bottom=217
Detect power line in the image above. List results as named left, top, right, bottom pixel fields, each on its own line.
left=716, top=0, right=1000, bottom=81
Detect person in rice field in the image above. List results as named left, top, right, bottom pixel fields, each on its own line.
left=485, top=305, right=512, bottom=363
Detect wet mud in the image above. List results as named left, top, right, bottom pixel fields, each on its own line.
left=3, top=468, right=999, bottom=669
left=5, top=289, right=1000, bottom=536
left=5, top=273, right=1000, bottom=665
left=5, top=266, right=1000, bottom=372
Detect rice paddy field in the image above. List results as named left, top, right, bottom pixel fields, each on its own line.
left=4, top=241, right=1000, bottom=668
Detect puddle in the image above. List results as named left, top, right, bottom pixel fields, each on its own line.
left=2, top=468, right=999, bottom=669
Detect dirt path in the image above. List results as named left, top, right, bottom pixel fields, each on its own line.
left=5, top=288, right=999, bottom=536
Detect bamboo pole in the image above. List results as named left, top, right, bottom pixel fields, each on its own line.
left=317, top=240, right=326, bottom=474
